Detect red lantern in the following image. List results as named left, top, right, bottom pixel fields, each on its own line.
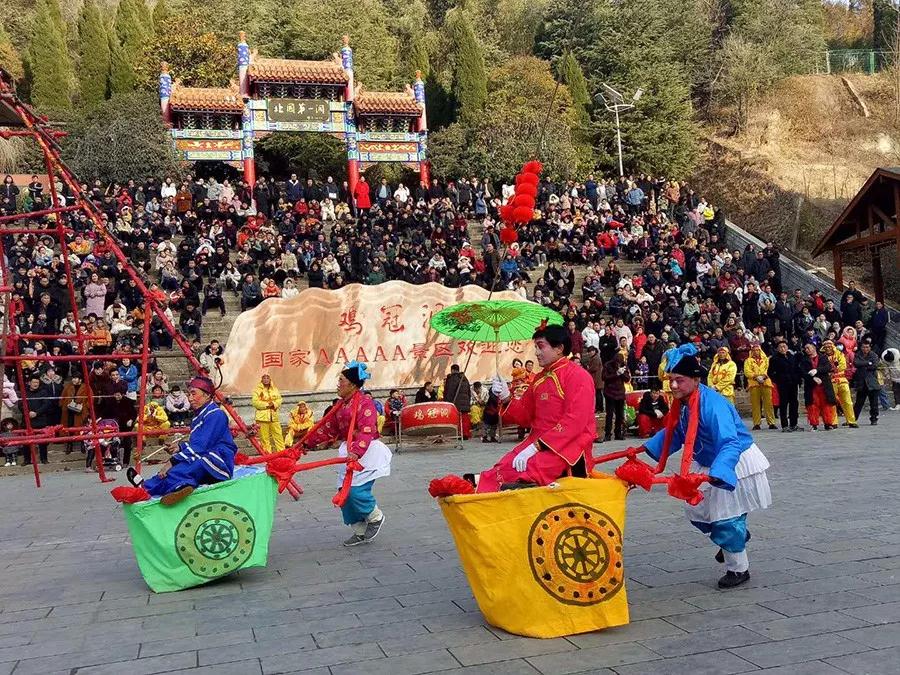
left=500, top=226, right=519, bottom=244
left=512, top=206, right=534, bottom=223
left=516, top=182, right=537, bottom=198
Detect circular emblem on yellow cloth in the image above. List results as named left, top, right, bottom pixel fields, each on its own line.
left=528, top=503, right=624, bottom=606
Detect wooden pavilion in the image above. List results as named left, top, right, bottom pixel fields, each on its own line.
left=813, top=167, right=900, bottom=303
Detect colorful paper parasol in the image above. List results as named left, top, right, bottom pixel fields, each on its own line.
left=430, top=301, right=563, bottom=371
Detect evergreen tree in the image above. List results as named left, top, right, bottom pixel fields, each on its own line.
left=113, top=0, right=153, bottom=92
left=153, top=0, right=171, bottom=27
left=28, top=0, right=74, bottom=112
left=63, top=90, right=180, bottom=183
left=873, top=0, right=899, bottom=51
left=285, top=0, right=398, bottom=88
left=556, top=52, right=591, bottom=130
left=108, top=29, right=134, bottom=94
left=0, top=24, right=24, bottom=82
left=77, top=0, right=110, bottom=107
left=407, top=34, right=431, bottom=80
left=446, top=8, right=487, bottom=121
left=589, top=0, right=698, bottom=175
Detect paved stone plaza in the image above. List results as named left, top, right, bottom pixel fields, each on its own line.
left=1, top=415, right=899, bottom=675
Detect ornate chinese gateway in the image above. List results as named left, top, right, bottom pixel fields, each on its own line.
left=159, top=33, right=429, bottom=198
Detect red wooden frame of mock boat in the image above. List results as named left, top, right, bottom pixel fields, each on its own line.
left=593, top=389, right=710, bottom=505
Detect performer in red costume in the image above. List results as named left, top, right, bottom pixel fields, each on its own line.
left=471, top=324, right=597, bottom=492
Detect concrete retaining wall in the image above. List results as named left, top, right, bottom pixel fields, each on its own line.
left=723, top=219, right=900, bottom=347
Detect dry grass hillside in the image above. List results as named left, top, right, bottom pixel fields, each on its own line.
left=693, top=73, right=900, bottom=298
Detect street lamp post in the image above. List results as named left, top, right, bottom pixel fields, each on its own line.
left=598, top=84, right=643, bottom=178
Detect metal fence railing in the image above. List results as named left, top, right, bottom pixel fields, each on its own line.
left=825, top=50, right=893, bottom=75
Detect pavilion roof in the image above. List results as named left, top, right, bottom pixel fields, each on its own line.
left=354, top=90, right=420, bottom=116
left=812, top=167, right=900, bottom=257
left=169, top=85, right=244, bottom=114
left=248, top=57, right=348, bottom=85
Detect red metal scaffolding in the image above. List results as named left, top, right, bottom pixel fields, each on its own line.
left=0, top=70, right=300, bottom=497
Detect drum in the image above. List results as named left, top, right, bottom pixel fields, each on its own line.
left=624, top=390, right=646, bottom=410
left=399, top=402, right=460, bottom=437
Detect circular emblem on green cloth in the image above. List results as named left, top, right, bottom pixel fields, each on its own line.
left=175, top=502, right=255, bottom=578
left=528, top=503, right=624, bottom=606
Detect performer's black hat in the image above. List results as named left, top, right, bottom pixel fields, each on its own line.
left=665, top=344, right=705, bottom=378
left=532, top=322, right=571, bottom=356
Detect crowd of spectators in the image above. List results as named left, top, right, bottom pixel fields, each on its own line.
left=1, top=165, right=899, bottom=466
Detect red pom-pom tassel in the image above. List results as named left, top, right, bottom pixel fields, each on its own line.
left=110, top=486, right=151, bottom=503
left=515, top=173, right=539, bottom=187
left=428, top=475, right=475, bottom=498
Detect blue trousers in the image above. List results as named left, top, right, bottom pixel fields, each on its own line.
left=341, top=481, right=377, bottom=525
left=144, top=459, right=217, bottom=497
left=690, top=514, right=748, bottom=553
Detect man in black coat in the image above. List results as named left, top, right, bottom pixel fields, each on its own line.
left=21, top=376, right=55, bottom=464
left=442, top=365, right=472, bottom=439
left=767, top=340, right=803, bottom=432
left=852, top=339, right=882, bottom=426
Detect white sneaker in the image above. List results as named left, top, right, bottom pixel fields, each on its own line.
left=892, top=405, right=900, bottom=411
left=3, top=460, right=10, bottom=467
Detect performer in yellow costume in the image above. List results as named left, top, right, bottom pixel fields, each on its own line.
left=708, top=346, right=737, bottom=403
left=822, top=340, right=858, bottom=428
left=252, top=373, right=285, bottom=452
left=743, top=341, right=776, bottom=430
left=284, top=400, right=315, bottom=446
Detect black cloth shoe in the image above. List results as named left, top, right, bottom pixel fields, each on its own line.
left=462, top=473, right=477, bottom=488
left=752, top=425, right=761, bottom=430
left=848, top=423, right=859, bottom=428
left=500, top=481, right=539, bottom=491
left=718, top=570, right=750, bottom=588
left=871, top=419, right=878, bottom=426
left=126, top=467, right=143, bottom=487
left=768, top=424, right=778, bottom=430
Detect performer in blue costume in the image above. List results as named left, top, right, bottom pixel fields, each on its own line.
left=641, top=345, right=771, bottom=588
left=127, top=376, right=237, bottom=505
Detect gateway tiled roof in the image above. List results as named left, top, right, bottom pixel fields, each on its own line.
left=354, top=90, right=421, bottom=116
left=249, top=58, right=348, bottom=85
left=169, top=85, right=244, bottom=113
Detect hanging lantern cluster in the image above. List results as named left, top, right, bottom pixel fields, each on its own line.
left=498, top=160, right=543, bottom=245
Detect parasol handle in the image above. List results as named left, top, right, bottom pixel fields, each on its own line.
left=494, top=327, right=501, bottom=375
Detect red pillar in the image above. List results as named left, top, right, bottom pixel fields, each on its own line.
left=244, top=157, right=256, bottom=191
left=348, top=158, right=360, bottom=207
left=419, top=160, right=431, bottom=187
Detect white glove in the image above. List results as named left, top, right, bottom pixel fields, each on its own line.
left=813, top=377, right=822, bottom=385
left=491, top=375, right=510, bottom=400
left=617, top=367, right=626, bottom=375
left=808, top=369, right=817, bottom=376
left=655, top=409, right=663, bottom=418
left=512, top=443, right=538, bottom=472
left=756, top=375, right=765, bottom=383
